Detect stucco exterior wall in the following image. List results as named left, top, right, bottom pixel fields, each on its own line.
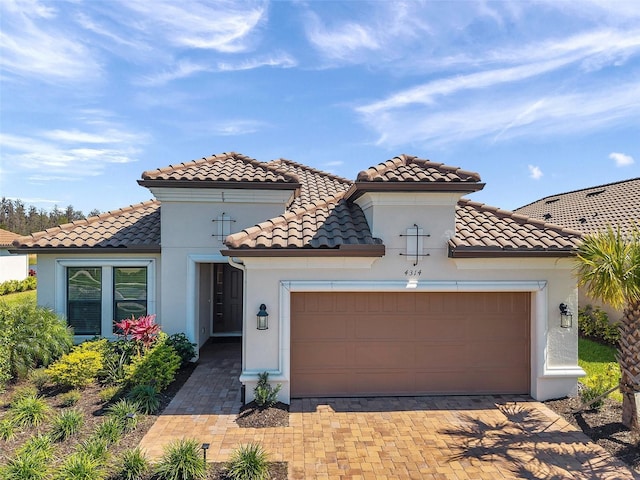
left=0, top=251, right=28, bottom=283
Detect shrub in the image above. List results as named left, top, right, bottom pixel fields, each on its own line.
left=53, top=451, right=107, bottom=480
left=0, top=418, right=15, bottom=440
left=93, top=416, right=123, bottom=445
left=17, top=434, right=54, bottom=460
left=78, top=437, right=110, bottom=462
left=107, top=399, right=140, bottom=433
left=127, top=384, right=160, bottom=414
left=50, top=409, right=84, bottom=441
left=2, top=451, right=49, bottom=480
left=155, top=438, right=207, bottom=480
left=253, top=372, right=281, bottom=408
left=45, top=348, right=103, bottom=388
left=28, top=368, right=50, bottom=390
left=578, top=305, right=620, bottom=346
left=98, top=385, right=121, bottom=403
left=166, top=333, right=197, bottom=366
left=118, top=447, right=150, bottom=480
left=59, top=389, right=82, bottom=407
left=580, top=364, right=618, bottom=410
left=125, top=341, right=181, bottom=392
left=9, top=394, right=50, bottom=427
left=0, top=277, right=36, bottom=296
left=11, top=385, right=38, bottom=403
left=100, top=341, right=134, bottom=386
left=225, top=443, right=270, bottom=480
left=0, top=303, right=72, bottom=383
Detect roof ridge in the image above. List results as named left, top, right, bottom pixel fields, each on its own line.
left=515, top=177, right=640, bottom=211
left=458, top=198, right=584, bottom=237
left=20, top=200, right=160, bottom=243
left=141, top=152, right=236, bottom=179
left=268, top=158, right=352, bottom=184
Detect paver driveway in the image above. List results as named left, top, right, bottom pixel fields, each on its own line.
left=139, top=341, right=638, bottom=479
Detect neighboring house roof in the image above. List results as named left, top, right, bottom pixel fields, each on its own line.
left=11, top=153, right=582, bottom=258
left=449, top=199, right=583, bottom=257
left=11, top=201, right=161, bottom=253
left=0, top=228, right=21, bottom=248
left=138, top=152, right=300, bottom=190
left=515, top=178, right=640, bottom=237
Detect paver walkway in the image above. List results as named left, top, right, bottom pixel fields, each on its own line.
left=139, top=341, right=639, bottom=479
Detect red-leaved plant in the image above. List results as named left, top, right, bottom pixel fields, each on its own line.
left=114, top=314, right=160, bottom=351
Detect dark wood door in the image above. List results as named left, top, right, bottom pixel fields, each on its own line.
left=212, top=264, right=243, bottom=335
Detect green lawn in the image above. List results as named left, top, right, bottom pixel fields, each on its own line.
left=578, top=337, right=622, bottom=402
left=0, top=289, right=37, bottom=306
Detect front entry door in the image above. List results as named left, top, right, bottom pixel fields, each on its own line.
left=198, top=263, right=243, bottom=339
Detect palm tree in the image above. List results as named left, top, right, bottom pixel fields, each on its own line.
left=575, top=226, right=640, bottom=430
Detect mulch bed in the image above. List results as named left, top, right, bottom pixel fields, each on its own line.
left=544, top=395, right=640, bottom=472
left=209, top=462, right=288, bottom=480
left=236, top=401, right=290, bottom=428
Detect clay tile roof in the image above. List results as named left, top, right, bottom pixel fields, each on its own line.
left=449, top=199, right=583, bottom=257
left=224, top=193, right=384, bottom=256
left=0, top=228, right=21, bottom=248
left=356, top=154, right=482, bottom=183
left=345, top=154, right=485, bottom=199
left=515, top=178, right=640, bottom=238
left=267, top=158, right=352, bottom=208
left=139, top=152, right=300, bottom=188
left=11, top=201, right=161, bottom=253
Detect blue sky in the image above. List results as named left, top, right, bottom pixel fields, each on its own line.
left=1, top=0, right=639, bottom=215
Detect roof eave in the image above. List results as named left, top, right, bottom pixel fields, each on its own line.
left=345, top=182, right=485, bottom=201
left=448, top=245, right=576, bottom=258
left=137, top=179, right=301, bottom=190
left=8, top=246, right=161, bottom=254
left=221, top=244, right=386, bottom=258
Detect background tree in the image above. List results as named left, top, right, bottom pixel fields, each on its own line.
left=576, top=226, right=640, bottom=430
left=0, top=198, right=99, bottom=236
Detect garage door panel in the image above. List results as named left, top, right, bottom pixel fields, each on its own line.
left=291, top=343, right=348, bottom=368
left=354, top=343, right=413, bottom=368
left=354, top=316, right=413, bottom=339
left=291, top=292, right=530, bottom=397
left=414, top=315, right=465, bottom=339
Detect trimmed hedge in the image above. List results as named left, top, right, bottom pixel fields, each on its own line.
left=0, top=277, right=37, bottom=296
left=578, top=305, right=620, bottom=346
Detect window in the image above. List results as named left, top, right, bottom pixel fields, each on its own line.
left=113, top=267, right=148, bottom=328
left=67, top=267, right=102, bottom=336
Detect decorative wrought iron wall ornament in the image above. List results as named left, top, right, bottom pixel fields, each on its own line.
left=399, top=224, right=430, bottom=266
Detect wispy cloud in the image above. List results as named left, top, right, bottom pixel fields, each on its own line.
left=609, top=152, right=635, bottom=167
left=136, top=60, right=212, bottom=87
left=217, top=52, right=297, bottom=72
left=0, top=1, right=102, bottom=83
left=120, top=0, right=267, bottom=53
left=209, top=120, right=266, bottom=136
left=0, top=115, right=148, bottom=181
left=528, top=165, right=543, bottom=180
left=305, top=13, right=380, bottom=61
left=357, top=79, right=640, bottom=147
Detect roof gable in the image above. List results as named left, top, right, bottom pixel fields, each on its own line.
left=138, top=152, right=300, bottom=190
left=515, top=178, right=640, bottom=237
left=345, top=154, right=484, bottom=199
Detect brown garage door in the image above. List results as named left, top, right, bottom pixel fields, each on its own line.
left=291, top=291, right=530, bottom=397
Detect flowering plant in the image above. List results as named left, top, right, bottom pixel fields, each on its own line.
left=114, top=314, right=160, bottom=351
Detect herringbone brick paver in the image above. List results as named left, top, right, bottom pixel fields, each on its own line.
left=139, top=341, right=638, bottom=479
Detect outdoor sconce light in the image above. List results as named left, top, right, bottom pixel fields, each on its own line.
left=201, top=442, right=210, bottom=462
left=559, top=303, right=573, bottom=328
left=257, top=304, right=269, bottom=330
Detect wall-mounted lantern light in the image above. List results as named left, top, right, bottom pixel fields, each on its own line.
left=559, top=303, right=573, bottom=328
left=257, top=304, right=269, bottom=330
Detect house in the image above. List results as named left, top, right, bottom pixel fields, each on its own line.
left=0, top=228, right=29, bottom=283
left=515, top=178, right=640, bottom=321
left=12, top=152, right=586, bottom=402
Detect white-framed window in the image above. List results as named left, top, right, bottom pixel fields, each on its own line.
left=57, top=259, right=156, bottom=338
